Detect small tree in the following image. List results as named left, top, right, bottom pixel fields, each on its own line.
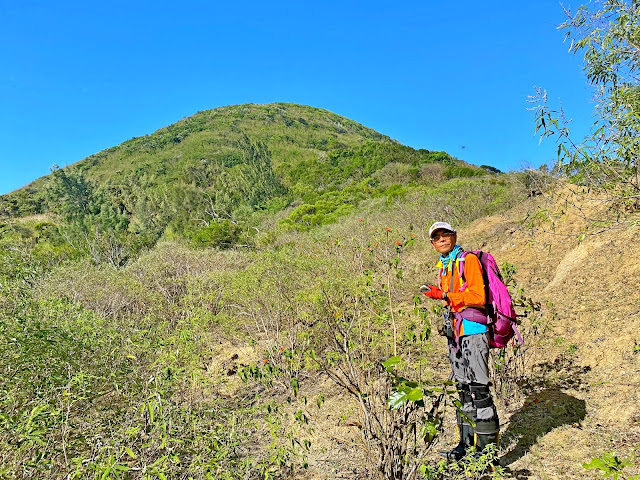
left=532, top=0, right=640, bottom=209
left=44, top=167, right=137, bottom=267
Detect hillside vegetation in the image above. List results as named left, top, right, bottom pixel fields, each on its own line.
left=1, top=99, right=638, bottom=480
left=0, top=102, right=537, bottom=479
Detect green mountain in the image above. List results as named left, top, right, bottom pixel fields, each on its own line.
left=0, top=103, right=494, bottom=267
left=0, top=103, right=483, bottom=240
left=17, top=102, right=461, bottom=187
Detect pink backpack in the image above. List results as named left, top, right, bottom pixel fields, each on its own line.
left=455, top=251, right=523, bottom=348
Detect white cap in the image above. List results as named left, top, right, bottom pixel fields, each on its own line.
left=428, top=221, right=456, bottom=239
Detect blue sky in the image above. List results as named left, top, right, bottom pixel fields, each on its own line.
left=0, top=0, right=594, bottom=195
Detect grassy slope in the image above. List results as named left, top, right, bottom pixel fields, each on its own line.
left=78, top=103, right=392, bottom=185
left=4, top=103, right=455, bottom=202
left=1, top=103, right=478, bottom=247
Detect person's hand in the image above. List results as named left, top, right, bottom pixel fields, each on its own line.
left=420, top=284, right=446, bottom=300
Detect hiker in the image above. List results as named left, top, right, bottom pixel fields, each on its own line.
left=420, top=221, right=500, bottom=461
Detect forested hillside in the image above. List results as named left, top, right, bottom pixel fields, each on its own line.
left=0, top=103, right=488, bottom=267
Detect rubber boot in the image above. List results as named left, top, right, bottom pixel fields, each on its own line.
left=474, top=417, right=499, bottom=453
left=470, top=383, right=500, bottom=463
left=439, top=386, right=475, bottom=461
left=439, top=414, right=474, bottom=461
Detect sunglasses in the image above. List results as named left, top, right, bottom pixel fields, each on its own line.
left=431, top=232, right=455, bottom=242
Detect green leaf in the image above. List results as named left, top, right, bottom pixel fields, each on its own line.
left=147, top=402, right=154, bottom=424
left=382, top=356, right=401, bottom=368
left=583, top=457, right=609, bottom=470
left=387, top=391, right=407, bottom=410
left=406, top=387, right=423, bottom=401
left=421, top=421, right=439, bottom=441
left=396, top=384, right=412, bottom=394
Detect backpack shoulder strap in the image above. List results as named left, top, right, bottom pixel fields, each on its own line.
left=449, top=264, right=456, bottom=292
left=457, top=251, right=468, bottom=291
left=449, top=250, right=465, bottom=293
left=457, top=251, right=483, bottom=293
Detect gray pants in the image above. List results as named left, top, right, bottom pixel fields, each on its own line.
left=448, top=332, right=490, bottom=385
left=448, top=333, right=495, bottom=422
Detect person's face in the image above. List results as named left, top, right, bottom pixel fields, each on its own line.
left=430, top=229, right=457, bottom=255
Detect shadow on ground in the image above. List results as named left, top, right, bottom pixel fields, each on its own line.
left=499, top=388, right=586, bottom=474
